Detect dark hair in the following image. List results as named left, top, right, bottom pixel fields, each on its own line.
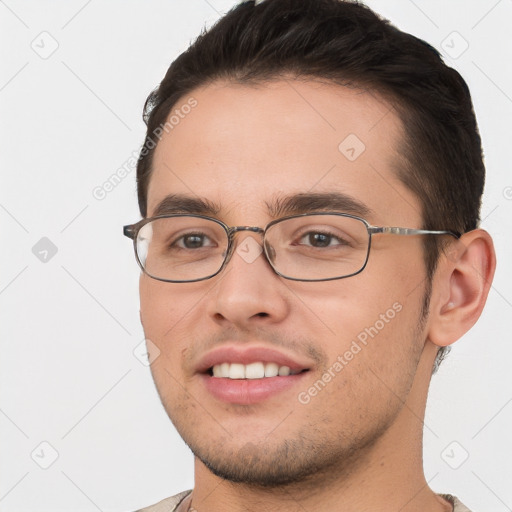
left=136, top=0, right=485, bottom=368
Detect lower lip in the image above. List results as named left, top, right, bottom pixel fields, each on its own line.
left=201, top=373, right=308, bottom=405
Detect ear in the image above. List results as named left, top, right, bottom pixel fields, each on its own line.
left=428, top=229, right=496, bottom=347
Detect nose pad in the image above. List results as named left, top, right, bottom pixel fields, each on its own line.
left=221, top=236, right=236, bottom=265
left=264, top=241, right=276, bottom=264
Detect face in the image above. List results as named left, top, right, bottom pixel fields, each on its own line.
left=140, top=79, right=431, bottom=486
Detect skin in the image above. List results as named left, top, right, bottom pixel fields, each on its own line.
left=139, top=79, right=495, bottom=512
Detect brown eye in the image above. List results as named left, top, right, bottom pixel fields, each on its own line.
left=182, top=234, right=206, bottom=248
left=173, top=233, right=215, bottom=249
left=307, top=233, right=331, bottom=247
left=297, top=231, right=348, bottom=248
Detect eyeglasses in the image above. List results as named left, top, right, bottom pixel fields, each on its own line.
left=123, top=213, right=460, bottom=283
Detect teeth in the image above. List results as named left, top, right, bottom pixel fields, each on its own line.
left=264, top=362, right=279, bottom=377
left=278, top=365, right=290, bottom=376
left=229, top=363, right=245, bottom=379
left=211, top=362, right=298, bottom=379
left=245, top=362, right=265, bottom=379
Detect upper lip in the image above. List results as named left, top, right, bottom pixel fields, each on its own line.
left=195, top=345, right=313, bottom=374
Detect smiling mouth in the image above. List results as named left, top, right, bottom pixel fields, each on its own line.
left=207, top=362, right=309, bottom=379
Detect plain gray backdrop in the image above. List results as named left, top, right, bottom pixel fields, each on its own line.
left=1, top=1, right=511, bottom=511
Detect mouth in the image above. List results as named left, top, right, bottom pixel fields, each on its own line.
left=196, top=345, right=312, bottom=404
left=207, top=362, right=308, bottom=379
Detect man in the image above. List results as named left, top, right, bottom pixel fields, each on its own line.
left=124, top=1, right=496, bottom=510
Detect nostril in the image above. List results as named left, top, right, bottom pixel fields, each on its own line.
left=257, top=312, right=269, bottom=317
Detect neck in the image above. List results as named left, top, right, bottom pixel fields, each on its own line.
left=189, top=342, right=451, bottom=512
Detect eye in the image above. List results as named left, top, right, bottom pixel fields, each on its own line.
left=298, top=231, right=349, bottom=248
left=174, top=233, right=216, bottom=249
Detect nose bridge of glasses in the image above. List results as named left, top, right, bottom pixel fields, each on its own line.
left=228, top=226, right=265, bottom=236
left=226, top=226, right=265, bottom=250
left=222, top=225, right=269, bottom=269
left=225, top=226, right=265, bottom=253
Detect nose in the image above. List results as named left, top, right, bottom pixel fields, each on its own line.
left=207, top=233, right=290, bottom=328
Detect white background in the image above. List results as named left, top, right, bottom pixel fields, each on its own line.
left=1, top=1, right=511, bottom=511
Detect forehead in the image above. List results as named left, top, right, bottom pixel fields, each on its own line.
left=148, top=79, right=420, bottom=225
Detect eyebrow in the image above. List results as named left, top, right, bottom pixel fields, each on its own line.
left=266, top=192, right=374, bottom=218
left=151, top=192, right=373, bottom=219
left=152, top=194, right=221, bottom=217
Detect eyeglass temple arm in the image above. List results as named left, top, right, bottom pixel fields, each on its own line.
left=368, top=226, right=460, bottom=238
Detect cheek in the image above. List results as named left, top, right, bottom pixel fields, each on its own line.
left=298, top=263, right=426, bottom=386
left=139, top=277, right=209, bottom=375
left=315, top=293, right=414, bottom=372
left=297, top=293, right=423, bottom=431
left=140, top=278, right=168, bottom=334
left=139, top=277, right=189, bottom=360
left=139, top=277, right=194, bottom=334
left=297, top=270, right=414, bottom=341
left=140, top=278, right=196, bottom=408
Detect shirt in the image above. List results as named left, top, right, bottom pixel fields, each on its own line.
left=136, top=490, right=472, bottom=511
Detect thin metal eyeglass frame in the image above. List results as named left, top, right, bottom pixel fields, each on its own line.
left=123, top=213, right=461, bottom=283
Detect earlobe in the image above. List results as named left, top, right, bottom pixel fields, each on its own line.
left=428, top=229, right=496, bottom=348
